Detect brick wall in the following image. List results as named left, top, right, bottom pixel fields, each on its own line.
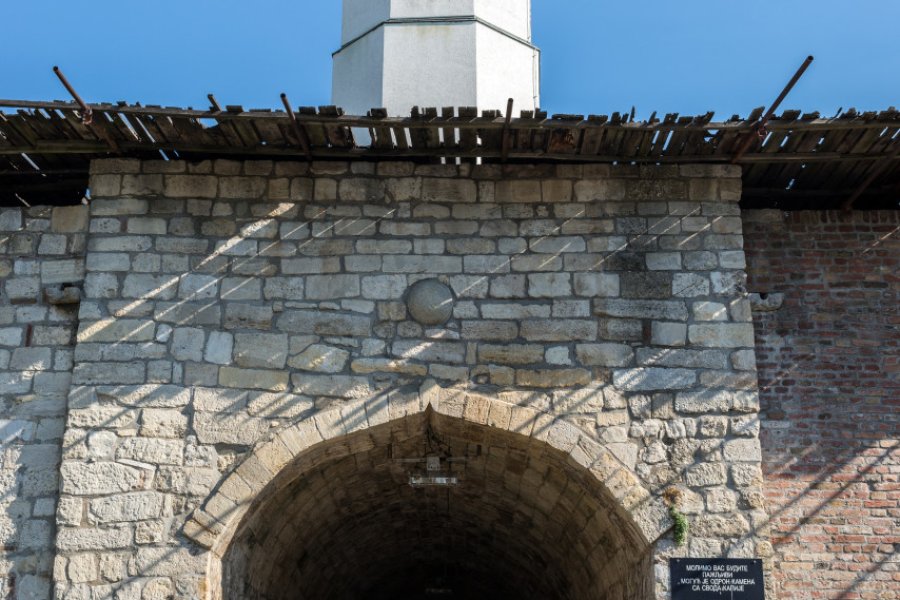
left=744, top=209, right=900, bottom=599
left=0, top=206, right=87, bottom=600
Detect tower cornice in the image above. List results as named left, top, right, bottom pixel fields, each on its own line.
left=333, top=16, right=539, bottom=57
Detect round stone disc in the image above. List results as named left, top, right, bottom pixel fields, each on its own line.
left=406, top=279, right=455, bottom=325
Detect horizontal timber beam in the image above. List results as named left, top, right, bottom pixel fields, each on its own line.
left=1, top=99, right=898, bottom=132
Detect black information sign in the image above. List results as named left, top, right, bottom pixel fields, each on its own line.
left=670, top=558, right=765, bottom=600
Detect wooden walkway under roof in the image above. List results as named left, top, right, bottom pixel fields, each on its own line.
left=1, top=99, right=898, bottom=209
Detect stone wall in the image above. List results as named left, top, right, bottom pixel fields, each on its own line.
left=20, top=159, right=768, bottom=600
left=1, top=161, right=893, bottom=600
left=0, top=205, right=87, bottom=600
left=744, top=210, right=899, bottom=600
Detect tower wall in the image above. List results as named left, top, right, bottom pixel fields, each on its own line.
left=45, top=159, right=769, bottom=600
left=333, top=0, right=539, bottom=116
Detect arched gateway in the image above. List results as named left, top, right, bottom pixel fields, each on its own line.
left=48, top=159, right=768, bottom=600
left=185, top=383, right=669, bottom=600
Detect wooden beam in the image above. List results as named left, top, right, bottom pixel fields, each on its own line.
left=2, top=99, right=896, bottom=132
left=2, top=140, right=898, bottom=168
left=841, top=143, right=900, bottom=210
left=279, top=94, right=313, bottom=160
left=501, top=98, right=514, bottom=163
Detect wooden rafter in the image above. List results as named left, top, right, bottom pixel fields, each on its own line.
left=0, top=99, right=898, bottom=209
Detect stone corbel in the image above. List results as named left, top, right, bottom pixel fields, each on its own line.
left=748, top=292, right=784, bottom=312
left=43, top=283, right=83, bottom=305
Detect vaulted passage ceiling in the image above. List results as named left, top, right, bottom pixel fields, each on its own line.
left=221, top=409, right=652, bottom=600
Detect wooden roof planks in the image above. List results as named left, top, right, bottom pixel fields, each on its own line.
left=0, top=98, right=897, bottom=208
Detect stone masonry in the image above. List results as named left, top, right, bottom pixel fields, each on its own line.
left=0, top=204, right=87, bottom=600
left=4, top=159, right=770, bottom=600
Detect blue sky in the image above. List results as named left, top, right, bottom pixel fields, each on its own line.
left=2, top=1, right=898, bottom=120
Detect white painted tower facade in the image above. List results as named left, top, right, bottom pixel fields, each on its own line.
left=333, top=0, right=540, bottom=117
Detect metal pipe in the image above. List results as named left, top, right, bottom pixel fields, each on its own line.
left=280, top=93, right=312, bottom=159
left=53, top=66, right=92, bottom=125
left=52, top=66, right=120, bottom=152
left=732, top=55, right=815, bottom=164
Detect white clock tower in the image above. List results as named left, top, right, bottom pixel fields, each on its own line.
left=332, top=0, right=540, bottom=116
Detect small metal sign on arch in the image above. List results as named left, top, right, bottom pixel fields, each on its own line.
left=670, top=558, right=765, bottom=600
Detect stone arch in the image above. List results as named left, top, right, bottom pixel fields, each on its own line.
left=184, top=381, right=671, bottom=600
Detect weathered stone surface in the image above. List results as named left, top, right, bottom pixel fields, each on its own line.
left=88, top=492, right=165, bottom=523
left=233, top=333, right=288, bottom=369
left=122, top=274, right=176, bottom=300
left=361, top=275, right=407, bottom=300
left=289, top=344, right=350, bottom=373
left=688, top=323, right=755, bottom=348
left=164, top=175, right=217, bottom=198
left=478, top=344, right=544, bottom=365
left=219, top=367, right=289, bottom=391
left=247, top=391, right=314, bottom=418
left=139, top=409, right=188, bottom=438
left=77, top=319, right=155, bottom=343
left=460, top=321, right=518, bottom=340
left=594, top=299, right=689, bottom=321
left=351, top=359, right=428, bottom=377
left=422, top=177, right=477, bottom=203
left=305, top=275, right=360, bottom=299
left=516, top=369, right=591, bottom=388
left=96, top=385, right=191, bottom=408
left=224, top=304, right=272, bottom=330
left=73, top=362, right=146, bottom=385
left=672, top=273, right=710, bottom=297
left=674, top=389, right=739, bottom=414
left=520, top=320, right=596, bottom=342
left=171, top=327, right=204, bottom=361
left=56, top=525, right=132, bottom=551
left=10, top=347, right=52, bottom=371
left=0, top=208, right=23, bottom=230
left=178, top=274, right=218, bottom=300
left=636, top=348, right=728, bottom=369
left=651, top=322, right=687, bottom=347
left=495, top=180, right=541, bottom=203
left=620, top=272, right=672, bottom=299
left=480, top=303, right=551, bottom=320
left=723, top=438, right=762, bottom=462
left=528, top=273, right=572, bottom=297
left=291, top=375, right=372, bottom=398
left=116, top=438, right=183, bottom=465
left=281, top=257, right=341, bottom=275
left=392, top=340, right=465, bottom=364
left=60, top=463, right=148, bottom=495
left=276, top=311, right=371, bottom=337
left=41, top=259, right=85, bottom=284
left=193, top=412, right=269, bottom=445
left=262, top=277, right=303, bottom=300
left=612, top=368, right=696, bottom=391
left=205, top=331, right=234, bottom=365
left=685, top=462, right=728, bottom=487
left=576, top=343, right=634, bottom=367
left=5, top=277, right=40, bottom=303
left=573, top=273, right=620, bottom=297
left=381, top=255, right=461, bottom=273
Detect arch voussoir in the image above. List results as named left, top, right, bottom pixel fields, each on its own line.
left=185, top=380, right=668, bottom=563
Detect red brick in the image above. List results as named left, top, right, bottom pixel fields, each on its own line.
left=745, top=209, right=900, bottom=600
